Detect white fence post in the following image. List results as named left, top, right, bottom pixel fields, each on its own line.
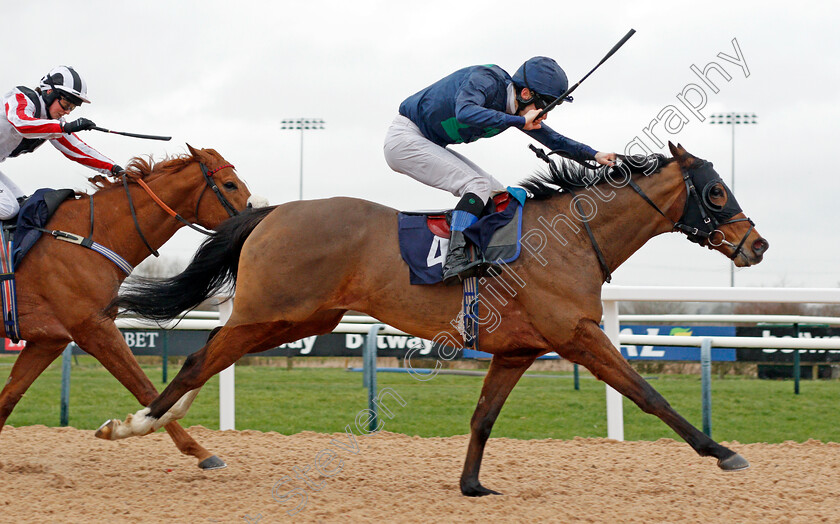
left=218, top=298, right=235, bottom=431
left=602, top=299, right=624, bottom=441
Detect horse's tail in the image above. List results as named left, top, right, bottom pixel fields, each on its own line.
left=114, top=205, right=276, bottom=321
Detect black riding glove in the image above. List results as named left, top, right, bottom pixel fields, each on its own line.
left=110, top=164, right=126, bottom=176
left=63, top=118, right=96, bottom=134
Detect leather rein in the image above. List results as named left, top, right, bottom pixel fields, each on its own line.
left=121, top=162, right=239, bottom=257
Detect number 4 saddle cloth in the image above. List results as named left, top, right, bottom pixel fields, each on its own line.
left=397, top=187, right=526, bottom=285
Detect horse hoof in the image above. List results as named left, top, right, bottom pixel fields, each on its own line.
left=198, top=455, right=227, bottom=470
left=461, top=482, right=502, bottom=497
left=718, top=453, right=750, bottom=471
left=94, top=419, right=116, bottom=440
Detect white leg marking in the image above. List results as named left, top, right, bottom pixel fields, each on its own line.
left=156, top=389, right=201, bottom=427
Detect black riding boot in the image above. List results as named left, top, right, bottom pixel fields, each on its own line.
left=441, top=194, right=485, bottom=284
left=442, top=230, right=482, bottom=284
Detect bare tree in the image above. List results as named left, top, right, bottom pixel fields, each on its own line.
left=131, top=256, right=186, bottom=279
left=619, top=301, right=689, bottom=315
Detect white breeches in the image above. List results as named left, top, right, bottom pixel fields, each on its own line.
left=383, top=115, right=505, bottom=204
left=0, top=169, right=25, bottom=220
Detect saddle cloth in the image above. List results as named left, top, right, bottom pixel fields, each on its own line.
left=398, top=188, right=526, bottom=285
left=0, top=188, right=74, bottom=342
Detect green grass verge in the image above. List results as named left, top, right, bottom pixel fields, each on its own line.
left=2, top=356, right=837, bottom=443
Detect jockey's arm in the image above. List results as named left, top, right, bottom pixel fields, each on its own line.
left=49, top=134, right=117, bottom=175
left=454, top=70, right=522, bottom=131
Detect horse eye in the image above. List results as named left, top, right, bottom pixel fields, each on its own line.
left=223, top=182, right=237, bottom=190
left=710, top=186, right=724, bottom=197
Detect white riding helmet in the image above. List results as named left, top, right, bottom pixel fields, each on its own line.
left=39, top=66, right=91, bottom=105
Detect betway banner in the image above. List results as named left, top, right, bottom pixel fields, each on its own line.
left=102, top=326, right=734, bottom=361
left=735, top=326, right=840, bottom=362
left=265, top=332, right=456, bottom=359
left=51, top=330, right=457, bottom=360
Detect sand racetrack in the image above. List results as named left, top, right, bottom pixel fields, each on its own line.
left=0, top=425, right=837, bottom=523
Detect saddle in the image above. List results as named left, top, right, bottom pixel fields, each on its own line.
left=3, top=189, right=76, bottom=266
left=397, top=188, right=526, bottom=285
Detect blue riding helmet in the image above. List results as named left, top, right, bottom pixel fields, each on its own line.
left=512, top=56, right=573, bottom=105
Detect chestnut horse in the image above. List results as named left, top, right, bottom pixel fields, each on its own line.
left=102, top=143, right=769, bottom=494
left=0, top=145, right=257, bottom=469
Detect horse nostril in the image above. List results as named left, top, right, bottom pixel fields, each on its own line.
left=247, top=202, right=253, bottom=209
left=753, top=238, right=769, bottom=255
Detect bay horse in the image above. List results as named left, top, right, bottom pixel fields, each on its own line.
left=101, top=142, right=769, bottom=495
left=0, top=145, right=258, bottom=469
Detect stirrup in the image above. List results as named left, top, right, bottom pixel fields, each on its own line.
left=442, top=242, right=484, bottom=284
left=442, top=259, right=484, bottom=285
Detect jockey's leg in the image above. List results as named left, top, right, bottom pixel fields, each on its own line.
left=383, top=115, right=504, bottom=202
left=442, top=193, right=483, bottom=284
left=0, top=169, right=25, bottom=221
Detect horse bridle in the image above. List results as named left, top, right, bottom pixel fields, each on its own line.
left=122, top=162, right=240, bottom=257
left=625, top=158, right=755, bottom=261
left=196, top=163, right=240, bottom=219
left=531, top=149, right=755, bottom=283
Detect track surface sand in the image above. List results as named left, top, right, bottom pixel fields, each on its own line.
left=1, top=425, right=837, bottom=523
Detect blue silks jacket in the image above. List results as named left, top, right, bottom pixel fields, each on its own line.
left=398, top=64, right=597, bottom=162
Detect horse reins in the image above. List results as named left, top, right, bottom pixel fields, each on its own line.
left=530, top=146, right=614, bottom=282
left=531, top=149, right=756, bottom=283
left=564, top=186, right=613, bottom=283
left=122, top=162, right=239, bottom=257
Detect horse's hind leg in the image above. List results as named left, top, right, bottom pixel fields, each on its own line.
left=0, top=339, right=67, bottom=432
left=461, top=353, right=538, bottom=496
left=73, top=320, right=224, bottom=469
left=563, top=320, right=748, bottom=470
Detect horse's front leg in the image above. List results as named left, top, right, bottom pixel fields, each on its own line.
left=562, top=319, right=748, bottom=470
left=461, top=353, right=537, bottom=496
left=73, top=319, right=224, bottom=469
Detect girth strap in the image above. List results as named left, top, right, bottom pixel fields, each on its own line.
left=33, top=194, right=134, bottom=276
left=34, top=226, right=133, bottom=276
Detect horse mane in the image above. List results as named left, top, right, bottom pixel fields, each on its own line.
left=519, top=153, right=675, bottom=200
left=86, top=153, right=195, bottom=192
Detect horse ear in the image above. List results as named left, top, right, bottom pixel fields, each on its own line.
left=186, top=144, right=202, bottom=159
left=668, top=142, right=698, bottom=169
left=668, top=141, right=686, bottom=158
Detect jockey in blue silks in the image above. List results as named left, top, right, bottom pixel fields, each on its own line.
left=384, top=56, right=616, bottom=283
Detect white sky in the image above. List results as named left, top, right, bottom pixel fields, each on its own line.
left=3, top=1, right=838, bottom=288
